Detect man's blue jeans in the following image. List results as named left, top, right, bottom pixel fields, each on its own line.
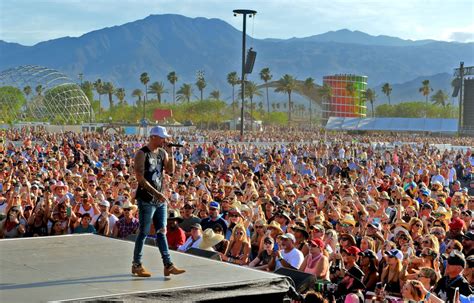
left=133, top=199, right=172, bottom=266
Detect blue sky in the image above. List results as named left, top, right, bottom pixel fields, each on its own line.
left=1, top=0, right=473, bottom=45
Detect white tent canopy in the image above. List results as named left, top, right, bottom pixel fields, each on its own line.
left=325, top=117, right=458, bottom=133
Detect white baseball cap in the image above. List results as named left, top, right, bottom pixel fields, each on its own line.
left=149, top=126, right=171, bottom=138
left=281, top=233, right=296, bottom=243
left=99, top=200, right=110, bottom=207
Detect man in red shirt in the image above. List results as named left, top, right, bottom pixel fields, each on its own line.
left=166, top=209, right=186, bottom=250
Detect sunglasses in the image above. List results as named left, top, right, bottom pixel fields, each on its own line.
left=123, top=208, right=131, bottom=211
left=264, top=241, right=273, bottom=245
left=255, top=225, right=264, bottom=229
left=415, top=224, right=423, bottom=228
left=229, top=214, right=240, bottom=218
left=234, top=231, right=244, bottom=236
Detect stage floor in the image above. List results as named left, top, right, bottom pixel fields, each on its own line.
left=0, top=234, right=290, bottom=302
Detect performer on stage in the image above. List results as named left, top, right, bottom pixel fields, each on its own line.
left=132, top=126, right=186, bottom=278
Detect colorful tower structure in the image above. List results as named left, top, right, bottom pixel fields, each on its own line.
left=322, top=74, right=367, bottom=123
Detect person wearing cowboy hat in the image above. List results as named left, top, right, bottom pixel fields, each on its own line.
left=291, top=225, right=310, bottom=256
left=132, top=126, right=185, bottom=278
left=166, top=209, right=186, bottom=251
left=199, top=228, right=225, bottom=252
left=335, top=265, right=366, bottom=303
left=273, top=210, right=291, bottom=233
left=112, top=201, right=139, bottom=239
left=265, top=221, right=284, bottom=239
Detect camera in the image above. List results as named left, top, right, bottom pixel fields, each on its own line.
left=329, top=258, right=343, bottom=274
left=314, top=281, right=338, bottom=293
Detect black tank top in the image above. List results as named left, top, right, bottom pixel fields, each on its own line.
left=135, top=146, right=165, bottom=202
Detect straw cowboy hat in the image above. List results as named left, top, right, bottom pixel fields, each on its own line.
left=122, top=201, right=138, bottom=213
left=199, top=228, right=225, bottom=251
left=265, top=221, right=284, bottom=235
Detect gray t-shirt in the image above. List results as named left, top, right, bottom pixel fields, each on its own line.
left=179, top=216, right=201, bottom=232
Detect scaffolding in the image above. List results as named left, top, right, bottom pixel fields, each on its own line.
left=0, top=65, right=93, bottom=123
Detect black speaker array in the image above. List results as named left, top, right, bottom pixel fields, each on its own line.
left=463, top=78, right=474, bottom=130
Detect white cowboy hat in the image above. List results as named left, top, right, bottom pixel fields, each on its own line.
left=199, top=228, right=224, bottom=251
left=51, top=181, right=69, bottom=192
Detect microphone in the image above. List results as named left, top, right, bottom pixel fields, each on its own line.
left=167, top=143, right=184, bottom=148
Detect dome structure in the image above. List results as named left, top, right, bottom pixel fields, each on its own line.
left=0, top=65, right=93, bottom=123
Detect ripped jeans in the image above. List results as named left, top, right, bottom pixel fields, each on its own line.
left=133, top=199, right=171, bottom=267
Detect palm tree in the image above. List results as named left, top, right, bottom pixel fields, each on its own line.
left=209, top=90, right=220, bottom=100
left=23, top=85, right=31, bottom=111
left=365, top=88, right=376, bottom=117
left=35, top=85, right=43, bottom=96
left=258, top=101, right=264, bottom=114
left=132, top=89, right=143, bottom=106
left=177, top=83, right=193, bottom=103
left=259, top=67, right=272, bottom=114
left=302, top=77, right=315, bottom=128
left=318, top=83, right=332, bottom=122
left=419, top=79, right=433, bottom=118
left=240, top=81, right=262, bottom=130
left=148, top=81, right=168, bottom=104
left=381, top=83, right=392, bottom=105
left=102, top=82, right=115, bottom=109
left=140, top=72, right=150, bottom=122
left=227, top=71, right=239, bottom=118
left=23, top=86, right=32, bottom=99
left=431, top=89, right=448, bottom=107
left=93, top=79, right=104, bottom=120
left=115, top=88, right=126, bottom=106
left=275, top=74, right=297, bottom=123
left=167, top=71, right=178, bottom=104
left=195, top=75, right=206, bottom=101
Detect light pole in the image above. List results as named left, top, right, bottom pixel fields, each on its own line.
left=233, top=9, right=257, bottom=138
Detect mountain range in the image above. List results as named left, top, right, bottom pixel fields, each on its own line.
left=1, top=14, right=473, bottom=105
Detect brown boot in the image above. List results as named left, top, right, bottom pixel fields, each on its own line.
left=164, top=264, right=186, bottom=277
left=132, top=264, right=152, bottom=277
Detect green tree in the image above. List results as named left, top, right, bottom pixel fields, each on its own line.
left=35, top=85, right=43, bottom=96
left=177, top=83, right=193, bottom=103
left=115, top=88, right=126, bottom=105
left=431, top=89, right=449, bottom=107
left=195, top=75, right=206, bottom=101
left=167, top=71, right=178, bottom=104
left=148, top=81, right=168, bottom=104
left=227, top=71, right=239, bottom=119
left=365, top=88, right=376, bottom=117
left=102, top=82, right=115, bottom=109
left=275, top=74, right=297, bottom=123
left=419, top=79, right=433, bottom=117
left=302, top=77, right=316, bottom=127
left=240, top=81, right=262, bottom=130
left=23, top=85, right=32, bottom=98
left=140, top=72, right=150, bottom=122
left=381, top=83, right=392, bottom=105
left=318, top=83, right=332, bottom=121
left=209, top=90, right=221, bottom=100
left=259, top=67, right=272, bottom=114
left=23, top=85, right=32, bottom=113
left=80, top=81, right=94, bottom=104
left=132, top=88, right=143, bottom=106
left=93, top=79, right=104, bottom=120
left=0, top=86, right=26, bottom=122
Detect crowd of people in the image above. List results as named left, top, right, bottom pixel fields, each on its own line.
left=0, top=127, right=473, bottom=303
